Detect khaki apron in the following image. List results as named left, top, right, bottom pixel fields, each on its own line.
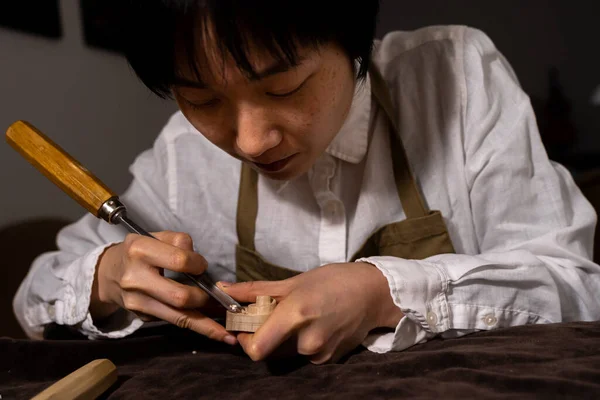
left=234, top=65, right=455, bottom=282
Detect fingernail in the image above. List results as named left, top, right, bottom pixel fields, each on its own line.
left=217, top=281, right=232, bottom=289
left=224, top=335, right=237, bottom=346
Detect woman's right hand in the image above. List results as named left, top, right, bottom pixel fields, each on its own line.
left=90, top=231, right=237, bottom=345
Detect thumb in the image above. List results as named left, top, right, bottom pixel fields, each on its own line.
left=218, top=280, right=289, bottom=303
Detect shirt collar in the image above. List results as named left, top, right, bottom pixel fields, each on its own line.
left=324, top=72, right=372, bottom=164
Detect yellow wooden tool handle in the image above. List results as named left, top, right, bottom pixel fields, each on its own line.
left=5, top=120, right=115, bottom=217
left=31, top=359, right=118, bottom=400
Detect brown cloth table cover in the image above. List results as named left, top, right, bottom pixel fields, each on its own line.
left=2, top=321, right=600, bottom=399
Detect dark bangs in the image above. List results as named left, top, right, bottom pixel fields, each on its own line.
left=117, top=1, right=380, bottom=99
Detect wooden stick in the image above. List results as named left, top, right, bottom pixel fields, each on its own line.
left=31, top=359, right=118, bottom=400
left=5, top=120, right=115, bottom=217
left=226, top=295, right=276, bottom=332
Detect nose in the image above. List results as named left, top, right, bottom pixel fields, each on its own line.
left=235, top=104, right=282, bottom=158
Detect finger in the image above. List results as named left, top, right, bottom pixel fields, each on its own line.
left=152, top=231, right=194, bottom=251
left=236, top=302, right=303, bottom=361
left=309, top=349, right=335, bottom=365
left=134, top=312, right=158, bottom=322
left=237, top=333, right=298, bottom=360
left=310, top=337, right=361, bottom=365
left=147, top=231, right=194, bottom=278
left=236, top=332, right=253, bottom=352
left=121, top=267, right=211, bottom=310
left=296, top=325, right=335, bottom=357
left=123, top=233, right=207, bottom=275
left=125, top=291, right=237, bottom=345
left=220, top=280, right=290, bottom=303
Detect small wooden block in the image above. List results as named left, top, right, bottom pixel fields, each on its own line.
left=31, top=359, right=117, bottom=400
left=226, top=295, right=276, bottom=332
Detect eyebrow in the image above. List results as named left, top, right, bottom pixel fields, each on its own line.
left=172, top=57, right=306, bottom=89
left=250, top=58, right=305, bottom=81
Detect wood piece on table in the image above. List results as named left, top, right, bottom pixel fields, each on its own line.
left=31, top=359, right=117, bottom=400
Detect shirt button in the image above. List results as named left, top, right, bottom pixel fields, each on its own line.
left=426, top=311, right=438, bottom=326
left=483, top=314, right=497, bottom=326
left=48, top=307, right=55, bottom=318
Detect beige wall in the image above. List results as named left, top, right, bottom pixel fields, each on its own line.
left=0, top=0, right=177, bottom=229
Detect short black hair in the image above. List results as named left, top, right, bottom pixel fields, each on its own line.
left=115, top=1, right=381, bottom=99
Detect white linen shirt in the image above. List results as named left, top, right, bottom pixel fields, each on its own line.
left=14, top=25, right=600, bottom=352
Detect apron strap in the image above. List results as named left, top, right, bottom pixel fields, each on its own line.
left=368, top=64, right=428, bottom=219
left=236, top=162, right=259, bottom=251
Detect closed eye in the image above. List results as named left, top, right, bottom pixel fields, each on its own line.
left=184, top=98, right=220, bottom=110
left=267, top=80, right=307, bottom=98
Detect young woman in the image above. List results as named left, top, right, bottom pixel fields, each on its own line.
left=14, top=1, right=600, bottom=364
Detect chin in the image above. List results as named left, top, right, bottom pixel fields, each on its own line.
left=256, top=161, right=311, bottom=181
left=250, top=153, right=313, bottom=181
left=256, top=167, right=301, bottom=181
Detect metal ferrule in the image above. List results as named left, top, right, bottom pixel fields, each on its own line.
left=98, top=197, right=126, bottom=224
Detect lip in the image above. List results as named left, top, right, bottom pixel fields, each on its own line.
left=253, top=154, right=297, bottom=173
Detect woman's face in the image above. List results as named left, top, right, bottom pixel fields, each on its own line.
left=171, top=39, right=356, bottom=181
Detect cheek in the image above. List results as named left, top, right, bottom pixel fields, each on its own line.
left=179, top=106, right=235, bottom=150
left=291, top=98, right=321, bottom=136
left=327, top=68, right=354, bottom=120
left=298, top=77, right=341, bottom=128
left=279, top=97, right=328, bottom=155
left=298, top=69, right=352, bottom=142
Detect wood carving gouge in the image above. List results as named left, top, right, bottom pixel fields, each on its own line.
left=5, top=120, right=242, bottom=314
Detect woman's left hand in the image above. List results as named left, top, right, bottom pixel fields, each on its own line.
left=220, top=262, right=404, bottom=364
